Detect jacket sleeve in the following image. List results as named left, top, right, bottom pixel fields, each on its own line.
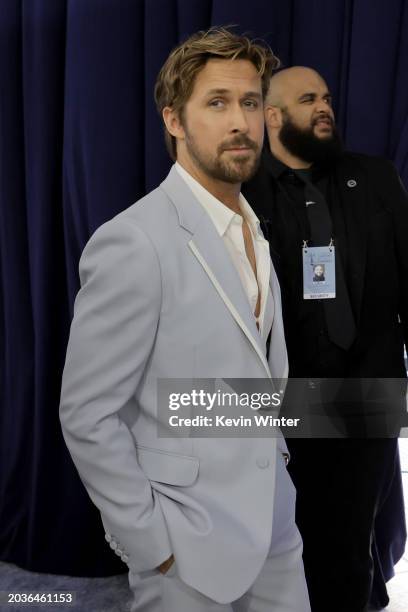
left=59, top=216, right=172, bottom=572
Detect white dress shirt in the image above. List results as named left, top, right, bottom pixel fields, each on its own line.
left=175, top=162, right=274, bottom=343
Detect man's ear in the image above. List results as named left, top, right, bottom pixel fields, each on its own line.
left=264, top=105, right=283, bottom=130
left=162, top=107, right=185, bottom=140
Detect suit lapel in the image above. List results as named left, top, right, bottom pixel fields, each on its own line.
left=268, top=264, right=288, bottom=381
left=160, top=167, right=271, bottom=378
left=334, top=158, right=368, bottom=325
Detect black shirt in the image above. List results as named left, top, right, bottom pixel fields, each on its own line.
left=244, top=149, right=350, bottom=377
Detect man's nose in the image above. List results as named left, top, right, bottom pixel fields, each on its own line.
left=316, top=99, right=333, bottom=115
left=229, top=104, right=250, bottom=132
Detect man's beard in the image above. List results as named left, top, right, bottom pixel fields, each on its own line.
left=183, top=125, right=261, bottom=184
left=279, top=111, right=343, bottom=166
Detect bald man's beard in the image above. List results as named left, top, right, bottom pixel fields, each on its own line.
left=278, top=111, right=343, bottom=166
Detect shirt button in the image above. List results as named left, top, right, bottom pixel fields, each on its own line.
left=256, top=457, right=270, bottom=469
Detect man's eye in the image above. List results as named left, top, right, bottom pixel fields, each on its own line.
left=243, top=99, right=259, bottom=108
left=209, top=99, right=224, bottom=108
left=301, top=97, right=314, bottom=103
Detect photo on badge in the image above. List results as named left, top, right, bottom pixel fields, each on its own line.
left=302, top=245, right=336, bottom=299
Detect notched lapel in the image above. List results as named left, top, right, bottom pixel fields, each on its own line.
left=160, top=167, right=271, bottom=377
left=268, top=265, right=288, bottom=381
left=189, top=221, right=271, bottom=378
left=335, top=158, right=367, bottom=325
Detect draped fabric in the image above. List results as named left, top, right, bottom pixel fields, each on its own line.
left=0, top=0, right=406, bottom=577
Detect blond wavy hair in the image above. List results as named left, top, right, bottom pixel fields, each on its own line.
left=154, top=26, right=280, bottom=160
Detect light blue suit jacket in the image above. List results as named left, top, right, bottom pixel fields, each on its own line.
left=60, top=166, right=289, bottom=604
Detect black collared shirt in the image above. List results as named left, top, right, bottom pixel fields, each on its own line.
left=243, top=149, right=349, bottom=377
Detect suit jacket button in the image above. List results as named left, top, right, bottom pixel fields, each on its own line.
left=256, top=457, right=270, bottom=469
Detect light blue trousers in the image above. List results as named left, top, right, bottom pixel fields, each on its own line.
left=129, top=454, right=311, bottom=612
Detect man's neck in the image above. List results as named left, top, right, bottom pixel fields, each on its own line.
left=177, top=159, right=241, bottom=214
left=269, top=140, right=311, bottom=170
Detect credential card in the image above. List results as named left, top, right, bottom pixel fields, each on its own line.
left=302, top=245, right=336, bottom=300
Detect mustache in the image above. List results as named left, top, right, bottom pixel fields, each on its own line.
left=219, top=135, right=258, bottom=152
left=312, top=113, right=334, bottom=127
left=312, top=114, right=334, bottom=127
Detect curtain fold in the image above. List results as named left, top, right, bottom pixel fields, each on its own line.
left=1, top=0, right=407, bottom=577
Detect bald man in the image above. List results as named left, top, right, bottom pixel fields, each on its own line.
left=244, top=67, right=408, bottom=612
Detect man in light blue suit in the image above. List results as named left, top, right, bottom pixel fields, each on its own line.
left=59, top=27, right=310, bottom=611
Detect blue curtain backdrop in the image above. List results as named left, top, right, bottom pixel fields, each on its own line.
left=0, top=0, right=407, bottom=580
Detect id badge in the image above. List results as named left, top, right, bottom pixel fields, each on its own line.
left=302, top=245, right=336, bottom=299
